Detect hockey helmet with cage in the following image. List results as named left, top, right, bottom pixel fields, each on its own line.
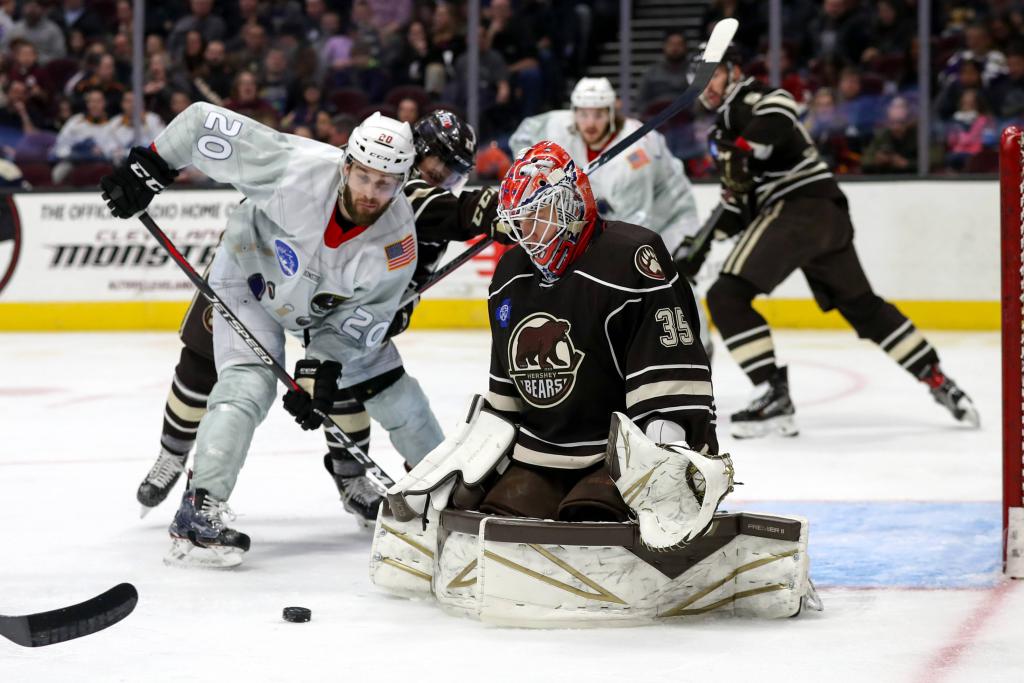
left=343, top=112, right=416, bottom=195
left=571, top=77, right=617, bottom=133
left=412, top=110, right=477, bottom=191
left=496, top=141, right=598, bottom=281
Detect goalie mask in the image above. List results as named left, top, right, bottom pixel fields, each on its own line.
left=340, top=112, right=415, bottom=222
left=413, top=110, right=477, bottom=192
left=497, top=141, right=597, bottom=282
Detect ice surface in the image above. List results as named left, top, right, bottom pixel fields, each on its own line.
left=0, top=329, right=1021, bottom=682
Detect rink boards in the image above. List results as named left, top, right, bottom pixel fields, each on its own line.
left=0, top=180, right=999, bottom=331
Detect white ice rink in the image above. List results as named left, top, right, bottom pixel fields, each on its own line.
left=1, top=329, right=1021, bottom=682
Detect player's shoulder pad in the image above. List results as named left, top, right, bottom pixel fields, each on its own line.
left=571, top=221, right=677, bottom=292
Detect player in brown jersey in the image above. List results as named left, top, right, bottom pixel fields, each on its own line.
left=685, top=47, right=979, bottom=438
left=477, top=140, right=720, bottom=521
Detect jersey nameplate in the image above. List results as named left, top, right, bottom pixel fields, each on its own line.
left=507, top=312, right=585, bottom=408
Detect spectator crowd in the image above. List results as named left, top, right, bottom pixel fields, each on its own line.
left=0, top=0, right=1020, bottom=188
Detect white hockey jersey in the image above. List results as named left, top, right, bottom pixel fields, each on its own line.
left=153, top=102, right=416, bottom=372
left=509, top=110, right=699, bottom=253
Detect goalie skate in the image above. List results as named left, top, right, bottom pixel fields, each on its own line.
left=164, top=487, right=249, bottom=569
left=137, top=448, right=187, bottom=518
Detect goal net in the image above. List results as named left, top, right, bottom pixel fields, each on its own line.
left=1001, top=125, right=1024, bottom=578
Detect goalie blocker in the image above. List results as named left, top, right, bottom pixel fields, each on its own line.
left=369, top=397, right=820, bottom=626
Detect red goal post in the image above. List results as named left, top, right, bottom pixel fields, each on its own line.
left=1000, top=125, right=1024, bottom=577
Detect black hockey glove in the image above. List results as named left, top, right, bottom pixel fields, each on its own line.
left=711, top=133, right=755, bottom=195
left=385, top=294, right=418, bottom=340
left=673, top=232, right=713, bottom=281
left=100, top=146, right=178, bottom=219
left=282, top=359, right=342, bottom=430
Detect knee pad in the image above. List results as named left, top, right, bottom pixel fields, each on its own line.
left=706, top=275, right=759, bottom=320
left=207, top=364, right=277, bottom=425
left=363, top=373, right=443, bottom=466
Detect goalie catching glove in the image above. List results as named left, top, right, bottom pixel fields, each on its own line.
left=282, top=359, right=342, bottom=430
left=100, top=146, right=178, bottom=218
left=608, top=412, right=734, bottom=549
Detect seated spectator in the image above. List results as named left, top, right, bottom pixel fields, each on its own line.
left=836, top=66, right=879, bottom=148
left=809, top=0, right=870, bottom=67
left=862, top=96, right=917, bottom=174
left=142, top=53, right=190, bottom=122
left=2, top=0, right=66, bottom=63
left=99, top=91, right=165, bottom=162
left=51, top=87, right=109, bottom=182
left=193, top=40, right=232, bottom=103
left=228, top=22, right=268, bottom=75
left=324, top=39, right=390, bottom=103
left=802, top=87, right=858, bottom=172
left=639, top=31, right=689, bottom=110
left=487, top=0, right=543, bottom=116
left=281, top=82, right=324, bottom=131
left=5, top=39, right=52, bottom=113
left=318, top=12, right=352, bottom=75
left=55, top=0, right=105, bottom=40
left=389, top=19, right=430, bottom=88
left=0, top=79, right=51, bottom=148
left=945, top=88, right=996, bottom=171
left=860, top=0, right=912, bottom=68
left=329, top=113, right=355, bottom=146
left=71, top=53, right=126, bottom=117
left=451, top=24, right=511, bottom=138
left=168, top=0, right=226, bottom=62
left=110, top=31, right=134, bottom=83
left=424, top=2, right=466, bottom=98
left=349, top=0, right=384, bottom=61
left=301, top=0, right=328, bottom=44
left=396, top=96, right=419, bottom=124
left=702, top=0, right=763, bottom=60
left=259, top=48, right=293, bottom=115
left=314, top=110, right=335, bottom=143
left=992, top=43, right=1024, bottom=121
left=943, top=22, right=1008, bottom=88
left=179, top=30, right=207, bottom=77
left=367, top=0, right=412, bottom=41
left=934, top=58, right=988, bottom=121
left=169, top=90, right=193, bottom=118
left=223, top=70, right=278, bottom=126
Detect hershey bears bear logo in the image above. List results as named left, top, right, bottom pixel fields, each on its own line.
left=634, top=244, right=665, bottom=280
left=507, top=312, right=585, bottom=408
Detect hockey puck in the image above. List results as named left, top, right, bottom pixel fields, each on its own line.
left=282, top=606, right=311, bottom=623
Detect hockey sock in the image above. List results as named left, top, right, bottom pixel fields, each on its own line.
left=161, top=347, right=217, bottom=456
left=707, top=275, right=778, bottom=385
left=324, top=388, right=371, bottom=470
left=837, top=293, right=940, bottom=379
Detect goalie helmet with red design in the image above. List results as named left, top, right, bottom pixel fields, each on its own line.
left=497, top=141, right=597, bottom=281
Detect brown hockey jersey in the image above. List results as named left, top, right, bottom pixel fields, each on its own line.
left=486, top=220, right=718, bottom=469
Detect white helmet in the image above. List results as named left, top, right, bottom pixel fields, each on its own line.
left=346, top=112, right=416, bottom=178
left=570, top=77, right=617, bottom=133
left=571, top=77, right=616, bottom=109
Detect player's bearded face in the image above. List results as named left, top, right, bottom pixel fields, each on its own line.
left=342, top=161, right=403, bottom=224
left=574, top=108, right=611, bottom=146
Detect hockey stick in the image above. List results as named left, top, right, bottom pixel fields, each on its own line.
left=136, top=212, right=397, bottom=492
left=409, top=18, right=739, bottom=299
left=0, top=583, right=137, bottom=647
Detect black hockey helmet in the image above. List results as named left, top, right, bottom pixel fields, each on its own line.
left=413, top=110, right=477, bottom=190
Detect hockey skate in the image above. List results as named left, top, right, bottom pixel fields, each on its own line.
left=324, top=454, right=382, bottom=530
left=165, top=487, right=250, bottom=569
left=137, top=448, right=187, bottom=518
left=730, top=366, right=799, bottom=439
left=921, top=365, right=980, bottom=428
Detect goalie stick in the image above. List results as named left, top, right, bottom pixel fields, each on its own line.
left=0, top=583, right=137, bottom=647
left=408, top=18, right=739, bottom=302
left=135, top=212, right=397, bottom=493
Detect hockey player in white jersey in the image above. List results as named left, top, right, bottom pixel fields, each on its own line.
left=509, top=77, right=699, bottom=255
left=100, top=106, right=444, bottom=567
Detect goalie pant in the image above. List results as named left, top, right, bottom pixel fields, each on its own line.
left=704, top=78, right=939, bottom=386
left=157, top=175, right=499, bottom=468
left=482, top=220, right=719, bottom=522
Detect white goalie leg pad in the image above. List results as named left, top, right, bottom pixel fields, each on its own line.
left=433, top=510, right=815, bottom=627
left=369, top=504, right=440, bottom=599
left=608, top=412, right=735, bottom=549
left=386, top=395, right=515, bottom=522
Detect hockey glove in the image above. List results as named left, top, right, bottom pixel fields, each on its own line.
left=385, top=292, right=419, bottom=340
left=282, top=359, right=342, bottom=430
left=673, top=232, right=713, bottom=281
left=100, top=146, right=178, bottom=219
left=711, top=133, right=754, bottom=195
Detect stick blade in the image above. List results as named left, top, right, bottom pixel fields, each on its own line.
left=702, top=18, right=739, bottom=63
left=1, top=583, right=138, bottom=647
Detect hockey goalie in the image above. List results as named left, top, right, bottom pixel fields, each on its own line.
left=369, top=142, right=819, bottom=626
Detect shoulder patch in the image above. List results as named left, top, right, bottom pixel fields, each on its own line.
left=496, top=297, right=512, bottom=329
left=385, top=234, right=416, bottom=271
left=634, top=244, right=666, bottom=281
left=274, top=239, right=299, bottom=278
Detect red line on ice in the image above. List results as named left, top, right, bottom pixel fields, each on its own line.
left=912, top=580, right=1018, bottom=683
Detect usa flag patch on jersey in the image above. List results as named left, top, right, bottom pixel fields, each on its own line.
left=627, top=148, right=650, bottom=169
left=385, top=234, right=416, bottom=270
